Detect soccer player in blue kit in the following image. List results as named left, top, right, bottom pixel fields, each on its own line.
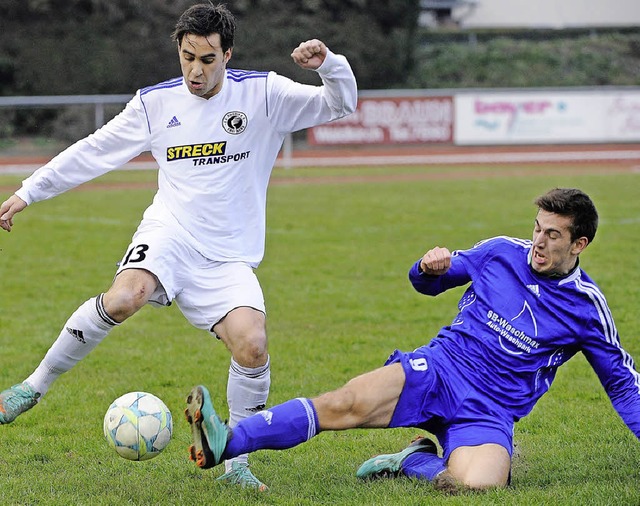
left=0, top=3, right=356, bottom=490
left=185, top=187, right=640, bottom=492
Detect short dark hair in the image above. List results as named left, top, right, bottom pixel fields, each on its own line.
left=172, top=3, right=236, bottom=53
left=535, top=188, right=599, bottom=243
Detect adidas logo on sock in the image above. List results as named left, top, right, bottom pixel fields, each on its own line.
left=66, top=327, right=86, bottom=343
left=166, top=116, right=181, bottom=128
left=259, top=410, right=273, bottom=425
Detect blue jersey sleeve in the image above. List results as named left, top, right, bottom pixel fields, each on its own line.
left=408, top=238, right=498, bottom=296
left=584, top=342, right=640, bottom=439
left=409, top=257, right=470, bottom=295
left=577, top=287, right=640, bottom=438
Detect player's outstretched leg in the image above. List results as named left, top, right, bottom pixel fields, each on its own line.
left=185, top=384, right=268, bottom=491
left=185, top=385, right=230, bottom=469
left=356, top=436, right=443, bottom=480
left=0, top=383, right=40, bottom=424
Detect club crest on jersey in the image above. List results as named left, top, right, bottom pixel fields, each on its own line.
left=222, top=111, right=247, bottom=134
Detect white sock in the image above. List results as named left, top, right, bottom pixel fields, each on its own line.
left=224, top=356, right=270, bottom=472
left=25, top=294, right=118, bottom=396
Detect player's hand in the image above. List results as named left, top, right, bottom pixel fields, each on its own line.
left=0, top=194, right=27, bottom=232
left=419, top=247, right=451, bottom=276
left=291, top=39, right=327, bottom=70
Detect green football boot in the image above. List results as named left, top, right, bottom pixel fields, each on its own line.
left=356, top=436, right=438, bottom=479
left=185, top=385, right=230, bottom=469
left=0, top=383, right=40, bottom=424
left=217, top=461, right=268, bottom=491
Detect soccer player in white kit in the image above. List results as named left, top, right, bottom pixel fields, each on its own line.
left=0, top=3, right=357, bottom=490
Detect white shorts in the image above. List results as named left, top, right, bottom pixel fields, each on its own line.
left=115, top=215, right=265, bottom=332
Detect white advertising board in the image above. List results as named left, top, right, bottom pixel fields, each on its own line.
left=455, top=91, right=640, bottom=144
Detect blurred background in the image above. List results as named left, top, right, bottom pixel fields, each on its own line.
left=0, top=0, right=639, bottom=151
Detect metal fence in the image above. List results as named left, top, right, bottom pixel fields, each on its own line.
left=0, top=94, right=133, bottom=131
left=0, top=94, right=297, bottom=167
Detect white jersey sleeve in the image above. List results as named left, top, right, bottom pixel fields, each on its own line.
left=265, top=49, right=357, bottom=134
left=15, top=96, right=150, bottom=205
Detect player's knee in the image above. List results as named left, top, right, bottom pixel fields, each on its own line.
left=431, top=469, right=506, bottom=494
left=103, top=284, right=150, bottom=321
left=329, top=388, right=357, bottom=414
left=460, top=473, right=508, bottom=490
left=231, top=331, right=268, bottom=367
left=315, top=386, right=367, bottom=429
left=448, top=466, right=509, bottom=491
left=446, top=444, right=511, bottom=491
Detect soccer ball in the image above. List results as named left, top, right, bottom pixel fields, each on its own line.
left=103, top=391, right=173, bottom=461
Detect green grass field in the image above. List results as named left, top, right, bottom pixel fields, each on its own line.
left=0, top=165, right=639, bottom=505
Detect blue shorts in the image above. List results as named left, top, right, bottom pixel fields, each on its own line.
left=386, top=346, right=514, bottom=461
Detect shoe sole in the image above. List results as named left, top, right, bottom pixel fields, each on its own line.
left=185, top=385, right=216, bottom=469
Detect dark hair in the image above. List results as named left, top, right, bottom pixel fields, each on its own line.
left=535, top=188, right=599, bottom=243
left=171, top=3, right=235, bottom=52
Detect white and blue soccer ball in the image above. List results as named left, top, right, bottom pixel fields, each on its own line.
left=103, top=391, right=173, bottom=461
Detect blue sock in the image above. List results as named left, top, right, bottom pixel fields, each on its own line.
left=402, top=451, right=447, bottom=481
left=222, top=398, right=319, bottom=460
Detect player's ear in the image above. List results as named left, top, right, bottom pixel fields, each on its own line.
left=224, top=47, right=233, bottom=64
left=571, top=236, right=589, bottom=255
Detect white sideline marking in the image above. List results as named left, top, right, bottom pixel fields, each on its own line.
left=276, top=150, right=640, bottom=167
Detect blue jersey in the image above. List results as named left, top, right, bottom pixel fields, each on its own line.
left=409, top=236, right=640, bottom=437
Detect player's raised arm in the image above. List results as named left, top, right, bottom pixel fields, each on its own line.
left=0, top=194, right=27, bottom=232
left=419, top=247, right=452, bottom=276
left=290, top=39, right=328, bottom=70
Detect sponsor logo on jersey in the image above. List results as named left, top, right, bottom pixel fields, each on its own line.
left=222, top=111, right=247, bottom=134
left=486, top=304, right=540, bottom=355
left=167, top=142, right=227, bottom=161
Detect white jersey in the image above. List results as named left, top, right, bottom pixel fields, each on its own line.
left=16, top=50, right=357, bottom=266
